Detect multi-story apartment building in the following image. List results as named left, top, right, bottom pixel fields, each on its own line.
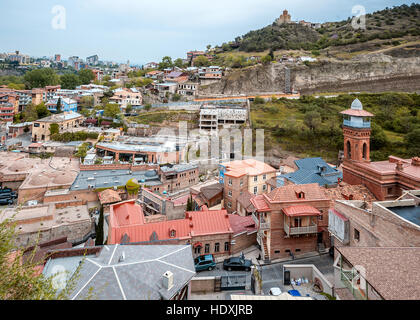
left=177, top=82, right=198, bottom=97
left=109, top=88, right=142, bottom=110
left=199, top=104, right=247, bottom=131
left=46, top=97, right=78, bottom=113
left=32, top=112, right=84, bottom=142
left=251, top=183, right=330, bottom=261
left=0, top=93, right=19, bottom=121
left=220, top=159, right=276, bottom=214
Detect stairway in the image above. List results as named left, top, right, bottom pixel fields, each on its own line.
left=262, top=237, right=270, bottom=263
left=317, top=243, right=328, bottom=254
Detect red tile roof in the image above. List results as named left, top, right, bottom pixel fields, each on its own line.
left=340, top=109, right=374, bottom=117
left=265, top=183, right=328, bottom=203
left=282, top=205, right=321, bottom=217
left=250, top=195, right=271, bottom=212
left=108, top=202, right=233, bottom=244
left=228, top=214, right=257, bottom=235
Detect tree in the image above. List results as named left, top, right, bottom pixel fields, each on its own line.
left=95, top=206, right=104, bottom=245
left=60, top=73, right=80, bottom=90
left=158, top=56, right=173, bottom=70
left=261, top=55, right=272, bottom=64
left=405, top=128, right=420, bottom=156
left=206, top=44, right=212, bottom=51
left=56, top=97, right=62, bottom=113
left=23, top=68, right=60, bottom=89
left=144, top=103, right=152, bottom=111
left=0, top=216, right=81, bottom=299
left=79, top=96, right=94, bottom=109
left=193, top=56, right=210, bottom=67
left=103, top=103, right=121, bottom=119
left=35, top=102, right=50, bottom=119
left=125, top=103, right=133, bottom=113
left=49, top=123, right=59, bottom=135
left=186, top=196, right=194, bottom=211
left=78, top=69, right=95, bottom=85
left=174, top=58, right=184, bottom=68
left=304, top=111, right=322, bottom=132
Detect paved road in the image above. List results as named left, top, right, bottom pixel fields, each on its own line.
left=194, top=253, right=334, bottom=294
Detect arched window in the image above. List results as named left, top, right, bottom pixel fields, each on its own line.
left=362, top=143, right=367, bottom=160
left=347, top=140, right=351, bottom=159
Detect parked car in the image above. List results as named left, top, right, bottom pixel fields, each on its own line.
left=0, top=192, right=16, bottom=200
left=269, top=287, right=282, bottom=296
left=0, top=187, right=12, bottom=194
left=0, top=197, right=13, bottom=205
left=223, top=255, right=252, bottom=271
left=194, top=254, right=216, bottom=271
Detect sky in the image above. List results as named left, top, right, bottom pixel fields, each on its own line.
left=0, top=0, right=415, bottom=65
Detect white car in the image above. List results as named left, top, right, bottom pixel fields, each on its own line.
left=269, top=287, right=282, bottom=296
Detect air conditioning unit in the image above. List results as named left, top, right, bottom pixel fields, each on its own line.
left=230, top=240, right=236, bottom=245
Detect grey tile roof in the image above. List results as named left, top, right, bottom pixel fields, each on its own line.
left=45, top=245, right=196, bottom=300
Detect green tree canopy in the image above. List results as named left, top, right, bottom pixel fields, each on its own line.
left=193, top=56, right=210, bottom=67
left=35, top=102, right=50, bottom=119
left=60, top=73, right=81, bottom=90
left=24, top=68, right=60, bottom=89
left=103, top=103, right=121, bottom=119
left=78, top=69, right=95, bottom=85
left=158, top=56, right=173, bottom=70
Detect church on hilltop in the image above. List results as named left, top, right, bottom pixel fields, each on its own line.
left=276, top=9, right=292, bottom=24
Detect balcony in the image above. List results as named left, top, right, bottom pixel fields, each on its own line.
left=252, top=213, right=270, bottom=230
left=343, top=119, right=371, bottom=129
left=284, top=222, right=317, bottom=236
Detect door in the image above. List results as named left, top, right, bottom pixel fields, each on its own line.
left=317, top=232, right=323, bottom=244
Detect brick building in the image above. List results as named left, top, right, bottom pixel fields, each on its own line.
left=107, top=200, right=256, bottom=259
left=341, top=99, right=420, bottom=200
left=0, top=93, right=19, bottom=121
left=251, top=183, right=330, bottom=261
left=220, top=159, right=276, bottom=214
left=329, top=189, right=420, bottom=249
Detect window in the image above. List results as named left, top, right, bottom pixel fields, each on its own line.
left=347, top=140, right=352, bottom=159
left=388, top=187, right=393, bottom=195
left=224, top=242, right=229, bottom=252
left=274, top=250, right=280, bottom=254
left=205, top=244, right=210, bottom=253
left=240, top=179, right=243, bottom=186
left=214, top=243, right=220, bottom=252
left=263, top=174, right=266, bottom=180
left=227, top=202, right=232, bottom=208
left=228, top=178, right=232, bottom=186
left=254, top=176, right=258, bottom=182
left=295, top=249, right=301, bottom=252
left=228, top=190, right=232, bottom=197
left=194, top=246, right=201, bottom=254
left=170, top=229, right=176, bottom=238
left=262, top=184, right=267, bottom=191
left=253, top=186, right=258, bottom=194
left=354, top=228, right=360, bottom=241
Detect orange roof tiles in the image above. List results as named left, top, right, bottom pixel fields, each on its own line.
left=108, top=201, right=234, bottom=244
left=265, top=183, right=328, bottom=203
left=222, top=159, right=276, bottom=178
left=282, top=205, right=321, bottom=217
left=250, top=195, right=271, bottom=212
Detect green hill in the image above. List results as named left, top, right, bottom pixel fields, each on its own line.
left=217, top=3, right=420, bottom=53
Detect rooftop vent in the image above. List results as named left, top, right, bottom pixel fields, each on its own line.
left=118, top=251, right=125, bottom=263
left=162, top=271, right=174, bottom=290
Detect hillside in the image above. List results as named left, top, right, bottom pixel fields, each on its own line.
left=250, top=92, right=420, bottom=164
left=216, top=3, right=420, bottom=54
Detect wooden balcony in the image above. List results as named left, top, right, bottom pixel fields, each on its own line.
left=252, top=213, right=270, bottom=230
left=284, top=222, right=317, bottom=236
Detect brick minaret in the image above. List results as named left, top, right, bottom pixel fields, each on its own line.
left=340, top=98, right=374, bottom=163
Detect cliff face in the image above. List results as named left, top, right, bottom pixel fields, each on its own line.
left=198, top=54, right=420, bottom=96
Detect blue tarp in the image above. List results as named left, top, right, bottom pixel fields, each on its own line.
left=288, top=290, right=302, bottom=296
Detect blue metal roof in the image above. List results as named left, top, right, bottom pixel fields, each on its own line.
left=282, top=157, right=342, bottom=187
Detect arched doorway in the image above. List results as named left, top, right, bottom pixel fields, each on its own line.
left=346, top=140, right=351, bottom=159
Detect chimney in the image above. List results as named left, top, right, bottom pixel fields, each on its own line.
left=411, top=157, right=420, bottom=167
left=162, top=271, right=174, bottom=290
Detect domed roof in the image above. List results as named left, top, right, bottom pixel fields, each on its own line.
left=351, top=98, right=363, bottom=110
left=29, top=174, right=50, bottom=186
left=145, top=170, right=156, bottom=177
left=9, top=159, right=33, bottom=172
left=52, top=172, right=75, bottom=185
